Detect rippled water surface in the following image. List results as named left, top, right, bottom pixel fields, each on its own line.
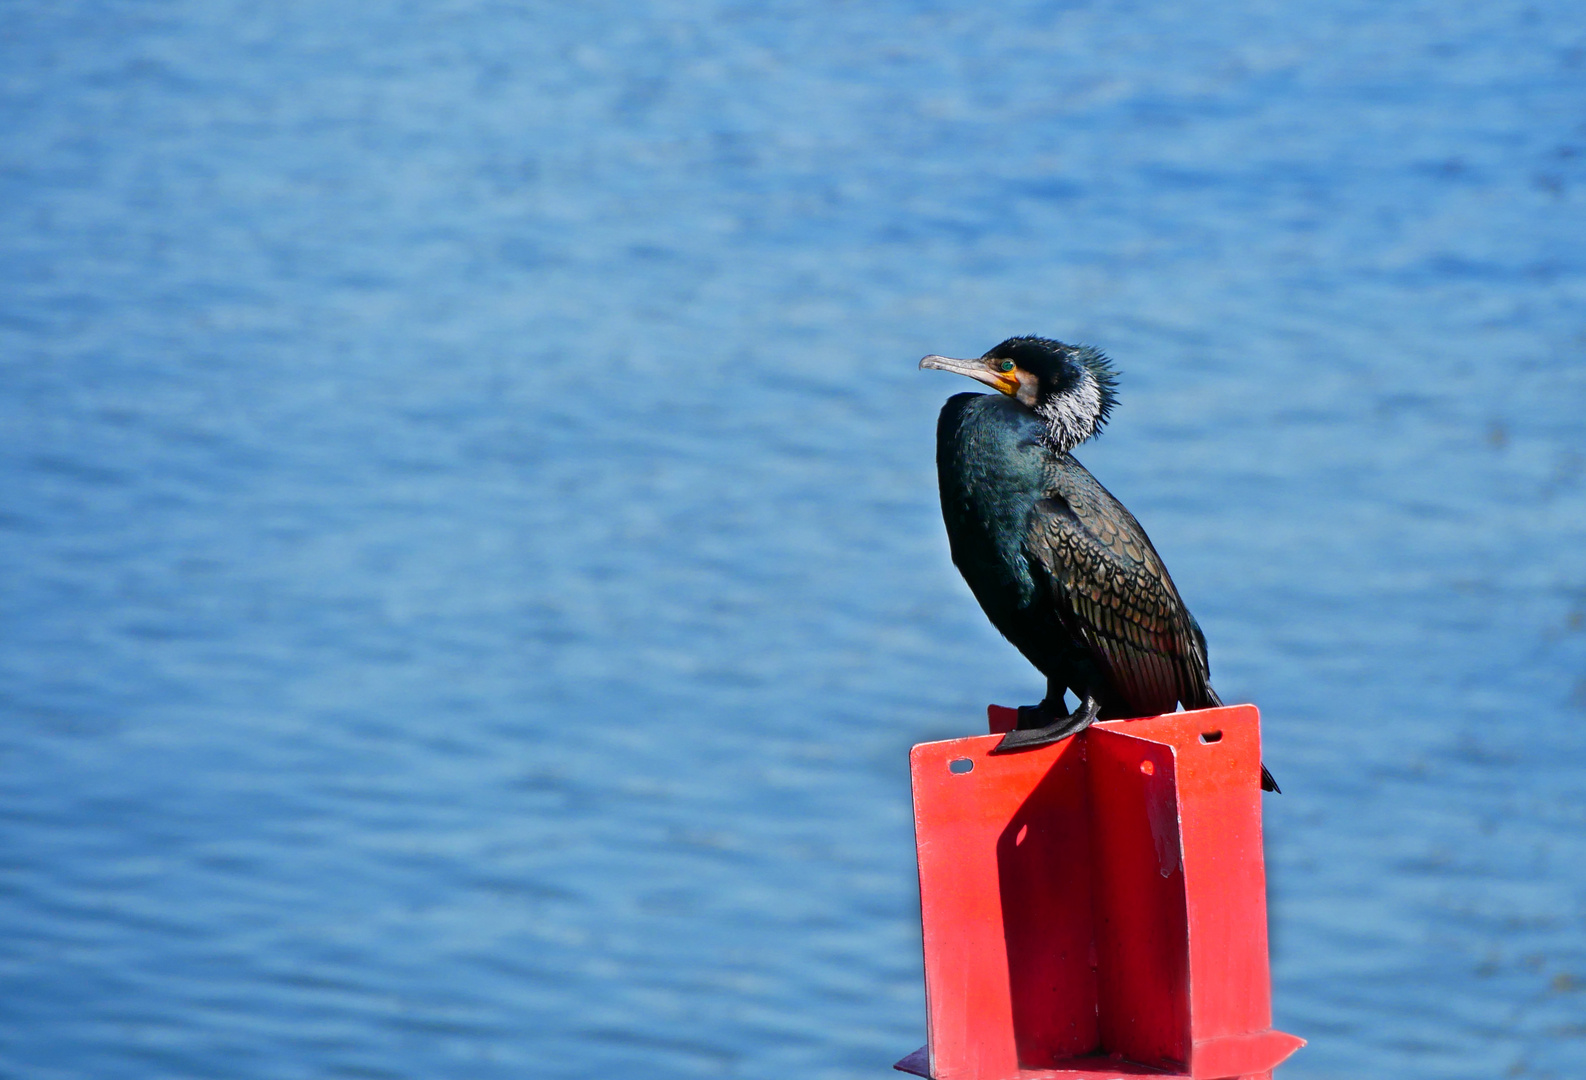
left=3, top=3, right=1585, bottom=1078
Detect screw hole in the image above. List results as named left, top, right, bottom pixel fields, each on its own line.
left=1200, top=730, right=1223, bottom=744
left=949, top=758, right=974, bottom=774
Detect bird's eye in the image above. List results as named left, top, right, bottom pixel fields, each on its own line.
left=999, top=360, right=1015, bottom=373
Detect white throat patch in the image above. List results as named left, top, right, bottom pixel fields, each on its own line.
left=1036, top=367, right=1102, bottom=452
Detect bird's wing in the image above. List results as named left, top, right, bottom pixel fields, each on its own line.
left=1023, top=474, right=1211, bottom=713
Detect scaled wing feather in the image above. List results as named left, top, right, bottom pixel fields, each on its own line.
left=1024, top=476, right=1212, bottom=716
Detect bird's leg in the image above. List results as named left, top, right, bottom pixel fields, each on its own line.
left=993, top=689, right=1101, bottom=753
left=1011, top=682, right=1067, bottom=732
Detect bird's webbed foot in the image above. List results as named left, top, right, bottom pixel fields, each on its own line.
left=992, top=694, right=1101, bottom=753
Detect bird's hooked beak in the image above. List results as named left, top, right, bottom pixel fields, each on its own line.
left=919, top=354, right=1021, bottom=396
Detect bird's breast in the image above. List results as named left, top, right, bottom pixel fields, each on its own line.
left=935, top=395, right=1049, bottom=613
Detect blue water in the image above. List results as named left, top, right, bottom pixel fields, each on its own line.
left=3, top=2, right=1584, bottom=1077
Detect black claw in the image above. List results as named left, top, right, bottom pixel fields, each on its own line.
left=1260, top=763, right=1281, bottom=794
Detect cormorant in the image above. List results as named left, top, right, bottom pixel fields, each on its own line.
left=922, top=336, right=1278, bottom=793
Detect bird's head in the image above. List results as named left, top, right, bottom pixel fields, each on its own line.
left=919, top=336, right=1119, bottom=452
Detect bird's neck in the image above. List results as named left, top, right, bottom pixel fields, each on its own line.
left=1034, top=392, right=1098, bottom=454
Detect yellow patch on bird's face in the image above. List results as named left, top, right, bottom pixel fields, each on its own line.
left=983, top=359, right=1023, bottom=396
left=989, top=370, right=1021, bottom=395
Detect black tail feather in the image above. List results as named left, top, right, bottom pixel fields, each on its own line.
left=1205, top=687, right=1279, bottom=793
left=1260, top=763, right=1281, bottom=794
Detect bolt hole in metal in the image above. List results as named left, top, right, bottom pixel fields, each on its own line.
left=1200, top=730, right=1223, bottom=744
left=949, top=758, right=974, bottom=774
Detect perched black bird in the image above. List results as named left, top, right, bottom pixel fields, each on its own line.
left=922, top=336, right=1277, bottom=792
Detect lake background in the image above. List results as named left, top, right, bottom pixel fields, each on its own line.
left=3, top=2, right=1585, bottom=1078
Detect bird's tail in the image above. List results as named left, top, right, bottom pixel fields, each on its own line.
left=1259, top=763, right=1281, bottom=794
left=1201, top=686, right=1281, bottom=793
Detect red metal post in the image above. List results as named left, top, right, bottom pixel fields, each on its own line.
left=896, top=704, right=1302, bottom=1080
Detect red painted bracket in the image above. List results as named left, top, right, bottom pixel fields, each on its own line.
left=896, top=704, right=1302, bottom=1080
